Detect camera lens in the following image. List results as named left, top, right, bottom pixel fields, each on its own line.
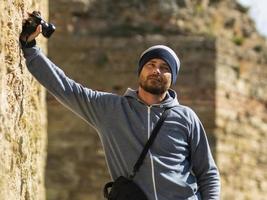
left=41, top=22, right=56, bottom=38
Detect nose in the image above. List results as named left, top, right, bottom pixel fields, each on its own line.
left=152, top=65, right=161, bottom=74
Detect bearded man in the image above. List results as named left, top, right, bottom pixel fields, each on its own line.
left=20, top=24, right=220, bottom=200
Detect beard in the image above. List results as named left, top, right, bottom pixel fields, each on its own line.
left=139, top=75, right=170, bottom=95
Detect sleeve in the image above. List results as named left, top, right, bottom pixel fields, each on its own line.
left=188, top=109, right=221, bottom=200
left=22, top=46, right=119, bottom=128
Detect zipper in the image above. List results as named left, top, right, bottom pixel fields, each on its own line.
left=147, top=106, right=159, bottom=200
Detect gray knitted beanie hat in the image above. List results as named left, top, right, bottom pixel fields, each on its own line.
left=138, top=45, right=180, bottom=84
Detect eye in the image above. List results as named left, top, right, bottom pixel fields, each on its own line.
left=160, top=65, right=170, bottom=72
left=145, top=62, right=155, bottom=68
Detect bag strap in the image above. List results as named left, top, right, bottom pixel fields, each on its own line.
left=129, top=108, right=171, bottom=179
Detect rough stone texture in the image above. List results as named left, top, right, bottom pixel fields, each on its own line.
left=216, top=35, right=267, bottom=200
left=46, top=0, right=267, bottom=199
left=0, top=1, right=48, bottom=200
left=200, top=1, right=267, bottom=199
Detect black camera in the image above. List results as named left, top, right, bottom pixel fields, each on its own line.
left=21, top=11, right=56, bottom=38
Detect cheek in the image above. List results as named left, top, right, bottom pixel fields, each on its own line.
left=138, top=72, right=146, bottom=84
left=139, top=69, right=150, bottom=80
left=164, top=74, right=172, bottom=85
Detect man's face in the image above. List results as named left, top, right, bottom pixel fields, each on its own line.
left=139, top=58, right=172, bottom=95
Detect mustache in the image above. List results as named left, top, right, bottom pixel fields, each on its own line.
left=147, top=75, right=163, bottom=81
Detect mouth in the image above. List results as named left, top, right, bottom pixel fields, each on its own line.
left=147, top=75, right=162, bottom=82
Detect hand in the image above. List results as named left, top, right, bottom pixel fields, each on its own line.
left=20, top=23, right=42, bottom=42
left=20, top=11, right=42, bottom=42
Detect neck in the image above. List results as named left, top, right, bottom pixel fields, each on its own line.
left=137, top=87, right=168, bottom=106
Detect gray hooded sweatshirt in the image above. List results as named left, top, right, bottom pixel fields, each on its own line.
left=22, top=47, right=220, bottom=200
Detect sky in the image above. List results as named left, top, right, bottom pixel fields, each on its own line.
left=238, top=0, right=267, bottom=37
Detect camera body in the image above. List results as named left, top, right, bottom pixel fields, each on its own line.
left=22, top=11, right=56, bottom=38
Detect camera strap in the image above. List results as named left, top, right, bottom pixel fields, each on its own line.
left=129, top=108, right=171, bottom=179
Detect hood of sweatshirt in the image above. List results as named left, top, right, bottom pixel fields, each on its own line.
left=123, top=88, right=179, bottom=109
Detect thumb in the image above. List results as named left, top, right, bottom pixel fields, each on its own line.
left=27, top=25, right=42, bottom=42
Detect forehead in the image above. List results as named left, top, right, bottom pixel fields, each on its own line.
left=147, top=58, right=168, bottom=65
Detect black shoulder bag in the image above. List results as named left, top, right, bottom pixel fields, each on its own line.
left=103, top=109, right=170, bottom=200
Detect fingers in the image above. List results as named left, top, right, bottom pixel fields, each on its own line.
left=20, top=25, right=41, bottom=42
left=27, top=25, right=42, bottom=41
left=20, top=11, right=42, bottom=42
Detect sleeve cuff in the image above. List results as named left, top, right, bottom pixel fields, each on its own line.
left=22, top=46, right=42, bottom=63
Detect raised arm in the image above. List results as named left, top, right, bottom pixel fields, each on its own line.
left=20, top=21, right=118, bottom=128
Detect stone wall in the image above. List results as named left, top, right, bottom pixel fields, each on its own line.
left=202, top=1, right=267, bottom=199
left=216, top=35, right=267, bottom=200
left=46, top=0, right=267, bottom=200
left=0, top=1, right=48, bottom=200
